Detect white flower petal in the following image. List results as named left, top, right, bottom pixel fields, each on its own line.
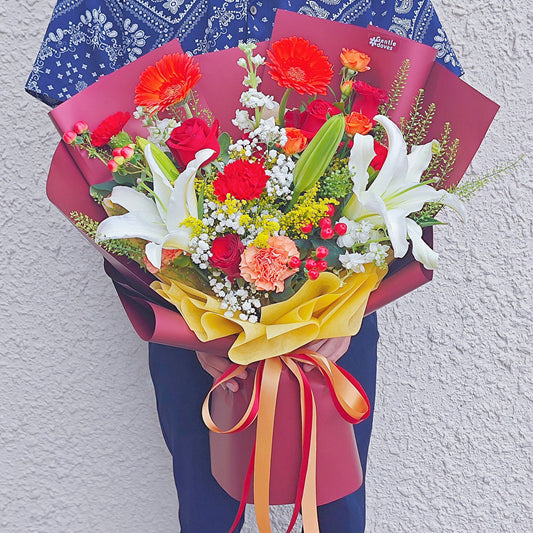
left=95, top=212, right=167, bottom=243
left=371, top=115, right=408, bottom=197
left=145, top=241, right=164, bottom=269
left=406, top=219, right=439, bottom=270
left=438, top=190, right=468, bottom=222
left=348, top=134, right=375, bottom=194
left=405, top=141, right=437, bottom=185
left=108, top=186, right=160, bottom=218
left=144, top=144, right=173, bottom=224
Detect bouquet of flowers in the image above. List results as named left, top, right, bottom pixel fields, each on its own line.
left=47, top=12, right=498, bottom=533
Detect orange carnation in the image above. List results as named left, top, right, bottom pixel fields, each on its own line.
left=267, top=37, right=333, bottom=95
left=240, top=236, right=299, bottom=293
left=283, top=127, right=308, bottom=155
left=344, top=112, right=373, bottom=136
left=340, top=49, right=371, bottom=72
left=135, top=53, right=201, bottom=114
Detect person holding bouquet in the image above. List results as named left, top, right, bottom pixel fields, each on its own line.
left=27, top=1, right=462, bottom=531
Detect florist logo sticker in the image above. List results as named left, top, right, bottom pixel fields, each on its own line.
left=369, top=35, right=398, bottom=51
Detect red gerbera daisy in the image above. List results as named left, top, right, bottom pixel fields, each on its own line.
left=134, top=53, right=201, bottom=114
left=267, top=37, right=333, bottom=95
left=91, top=111, right=131, bottom=147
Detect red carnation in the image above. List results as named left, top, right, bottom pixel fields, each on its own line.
left=91, top=112, right=131, bottom=147
left=352, top=81, right=388, bottom=121
left=209, top=234, right=244, bottom=281
left=213, top=160, right=269, bottom=202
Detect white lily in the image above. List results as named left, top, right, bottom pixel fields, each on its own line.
left=343, top=115, right=466, bottom=270
left=95, top=144, right=214, bottom=269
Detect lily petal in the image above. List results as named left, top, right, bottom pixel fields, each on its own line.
left=370, top=115, right=408, bottom=197
left=406, top=218, right=439, bottom=270
left=144, top=143, right=173, bottom=224
left=108, top=186, right=160, bottom=219
left=95, top=211, right=167, bottom=243
left=348, top=133, right=375, bottom=195
left=405, top=141, right=438, bottom=185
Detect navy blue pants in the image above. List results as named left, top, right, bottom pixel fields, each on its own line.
left=149, top=313, right=378, bottom=533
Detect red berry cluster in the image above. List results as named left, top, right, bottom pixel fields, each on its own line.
left=108, top=144, right=136, bottom=172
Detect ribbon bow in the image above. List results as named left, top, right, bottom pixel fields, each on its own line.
left=202, top=350, right=370, bottom=533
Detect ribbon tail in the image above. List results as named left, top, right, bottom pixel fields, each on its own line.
left=253, top=357, right=283, bottom=533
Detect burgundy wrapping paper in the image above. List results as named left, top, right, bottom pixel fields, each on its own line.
left=209, top=365, right=362, bottom=505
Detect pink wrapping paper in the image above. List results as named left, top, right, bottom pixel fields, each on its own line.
left=209, top=365, right=362, bottom=505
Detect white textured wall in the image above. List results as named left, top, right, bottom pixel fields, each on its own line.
left=1, top=1, right=530, bottom=532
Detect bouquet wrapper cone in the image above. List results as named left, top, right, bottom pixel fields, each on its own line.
left=209, top=364, right=362, bottom=505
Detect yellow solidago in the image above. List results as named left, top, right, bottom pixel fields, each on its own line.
left=182, top=216, right=207, bottom=237
left=280, top=185, right=338, bottom=238
left=223, top=196, right=244, bottom=215
left=253, top=230, right=270, bottom=248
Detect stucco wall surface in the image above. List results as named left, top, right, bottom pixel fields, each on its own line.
left=0, top=1, right=530, bottom=532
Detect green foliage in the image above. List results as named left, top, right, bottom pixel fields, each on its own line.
left=400, top=90, right=436, bottom=149
left=319, top=165, right=353, bottom=199
left=423, top=122, right=459, bottom=187
left=70, top=211, right=146, bottom=266
left=377, top=59, right=410, bottom=118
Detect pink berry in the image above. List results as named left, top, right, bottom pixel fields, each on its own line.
left=315, top=246, right=329, bottom=259
left=305, top=258, right=317, bottom=270
left=334, top=222, right=348, bottom=236
left=107, top=160, right=119, bottom=172
left=301, top=223, right=313, bottom=234
left=308, top=269, right=320, bottom=280
left=63, top=131, right=77, bottom=145
left=316, top=260, right=328, bottom=272
left=112, top=147, right=123, bottom=157
left=288, top=256, right=301, bottom=269
left=113, top=155, right=125, bottom=165
left=73, top=121, right=89, bottom=134
left=321, top=227, right=335, bottom=239
left=121, top=146, right=135, bottom=159
left=318, top=217, right=332, bottom=229
left=326, top=204, right=335, bottom=217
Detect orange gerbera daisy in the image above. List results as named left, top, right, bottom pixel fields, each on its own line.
left=134, top=53, right=201, bottom=113
left=267, top=37, right=333, bottom=95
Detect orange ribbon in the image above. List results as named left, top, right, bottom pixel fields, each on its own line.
left=202, top=350, right=370, bottom=533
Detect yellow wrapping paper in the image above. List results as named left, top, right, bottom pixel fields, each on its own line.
left=151, top=265, right=387, bottom=364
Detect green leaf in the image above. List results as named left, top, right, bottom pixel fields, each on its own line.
left=417, top=217, right=447, bottom=227
left=218, top=132, right=231, bottom=163
left=90, top=180, right=118, bottom=201
left=110, top=131, right=133, bottom=148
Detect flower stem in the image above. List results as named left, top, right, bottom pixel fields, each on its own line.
left=278, top=88, right=292, bottom=128
left=184, top=103, right=193, bottom=119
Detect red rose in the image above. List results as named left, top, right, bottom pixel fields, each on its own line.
left=370, top=141, right=388, bottom=170
left=91, top=111, right=131, bottom=147
left=209, top=234, right=244, bottom=281
left=213, top=159, right=269, bottom=202
left=166, top=118, right=220, bottom=168
left=352, top=81, right=388, bottom=122
left=285, top=99, right=341, bottom=139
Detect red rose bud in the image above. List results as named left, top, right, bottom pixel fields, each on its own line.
left=121, top=146, right=135, bottom=159
left=288, top=256, right=301, bottom=269
left=320, top=227, right=335, bottom=239
left=209, top=234, right=244, bottom=282
left=326, top=204, right=336, bottom=217
left=316, top=260, right=328, bottom=272
left=315, top=246, right=329, bottom=259
left=73, top=121, right=89, bottom=134
left=334, top=222, right=348, bottom=236
left=305, top=258, right=317, bottom=270
left=318, top=217, right=332, bottom=229
left=301, top=223, right=313, bottom=234
left=308, top=269, right=320, bottom=280
left=107, top=160, right=119, bottom=172
left=112, top=147, right=123, bottom=157
left=63, top=131, right=77, bottom=145
left=113, top=155, right=125, bottom=166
